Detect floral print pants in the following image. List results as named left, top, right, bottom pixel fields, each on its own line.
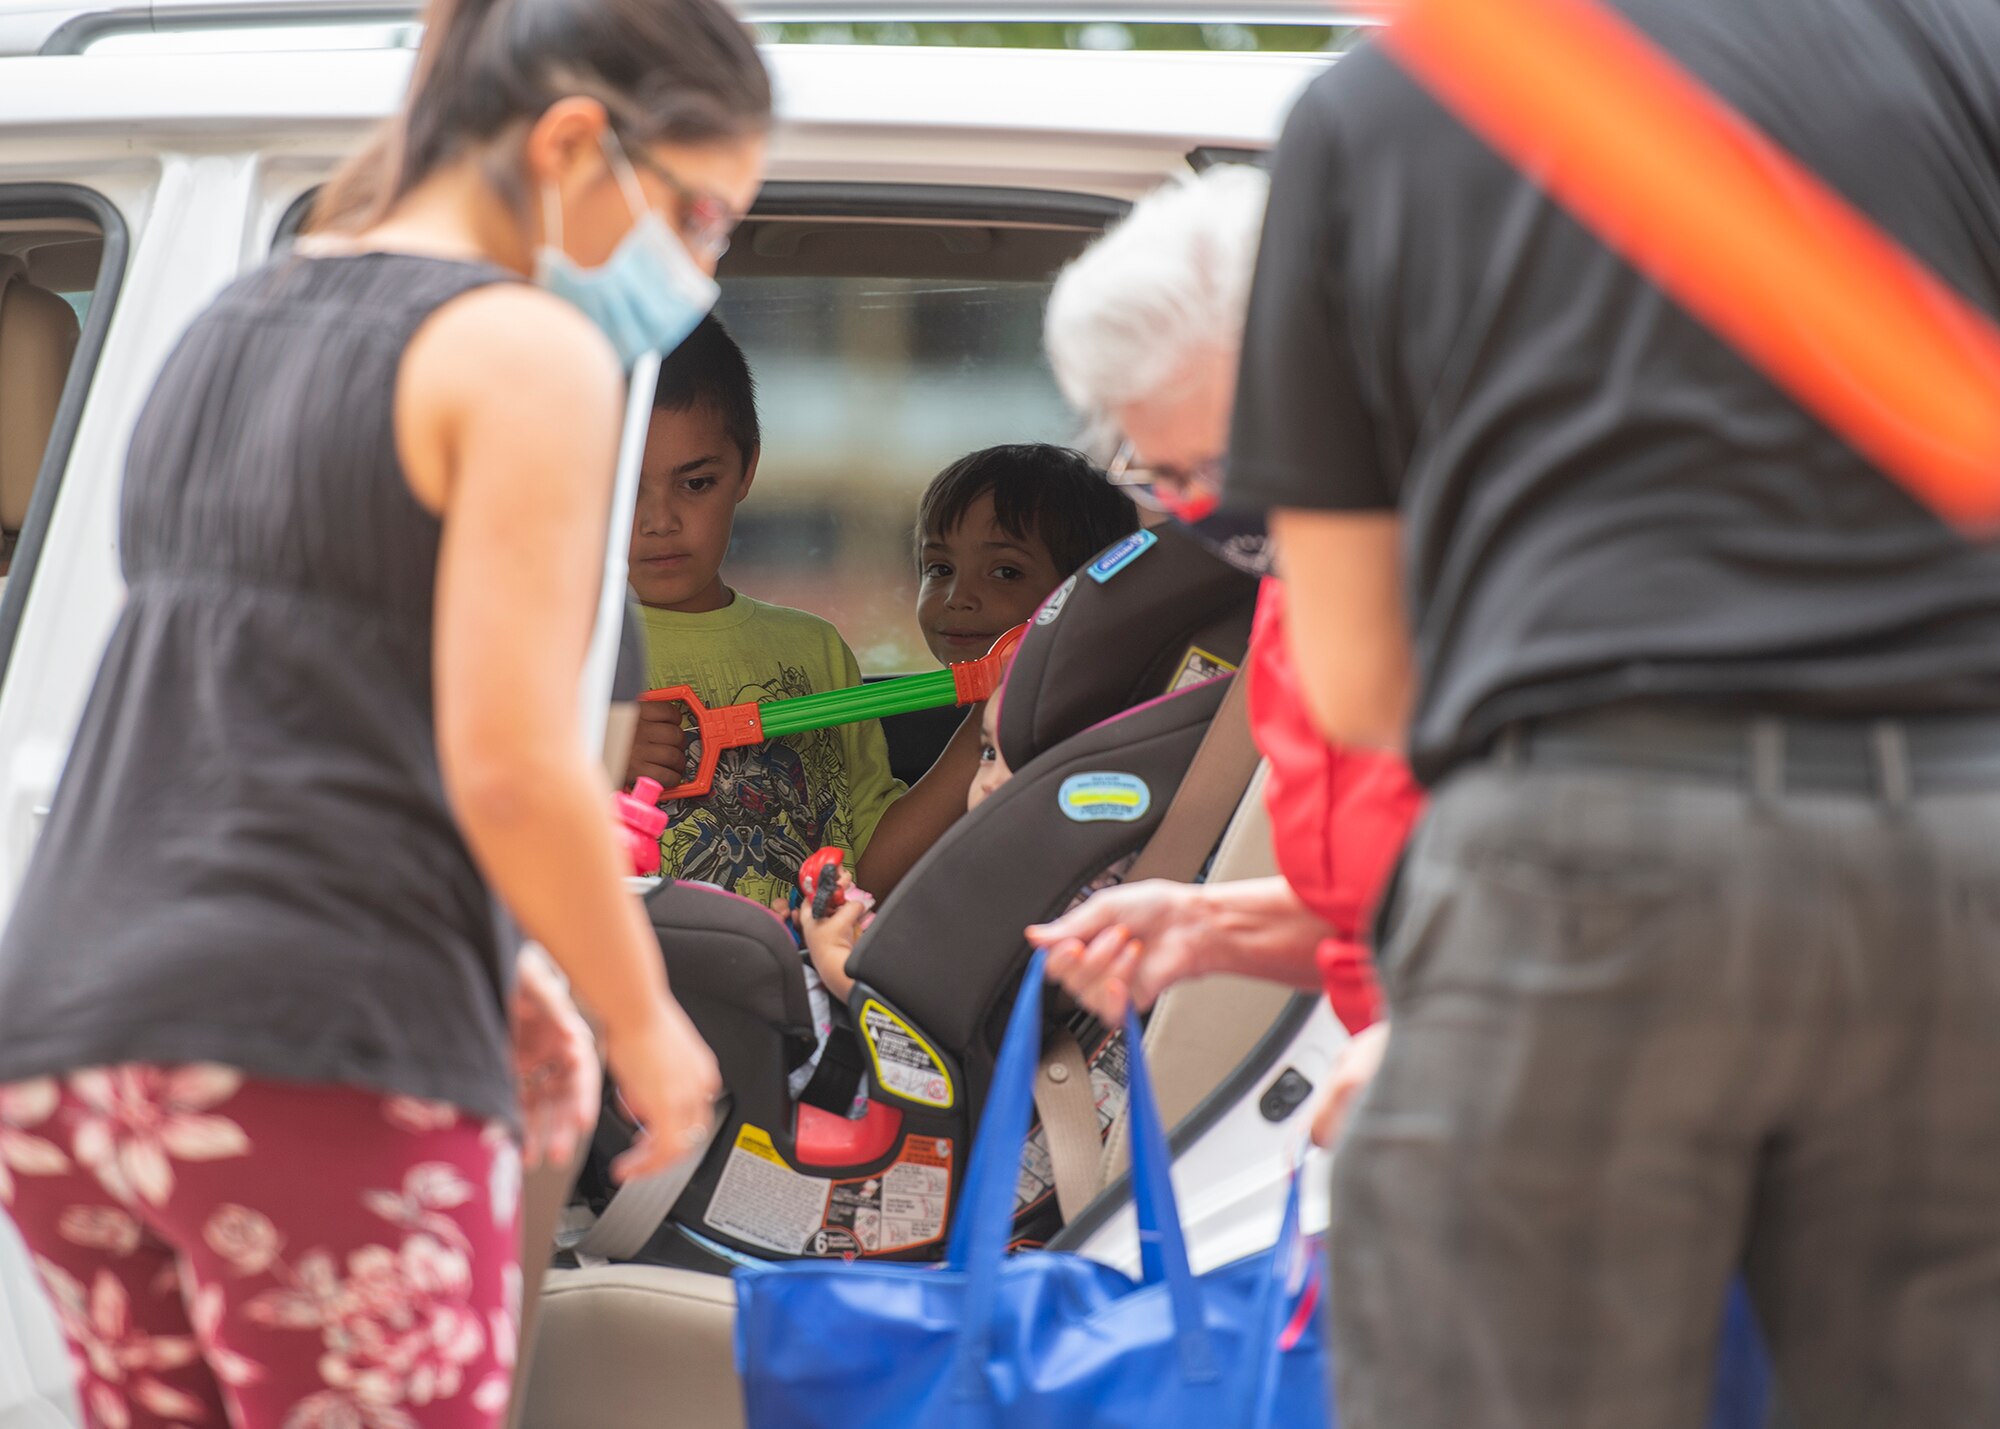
left=0, top=1066, right=522, bottom=1428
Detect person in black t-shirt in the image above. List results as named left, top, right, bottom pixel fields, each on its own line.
left=1228, top=3, right=2000, bottom=1426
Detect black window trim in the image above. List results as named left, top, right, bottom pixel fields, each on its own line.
left=274, top=185, right=318, bottom=248
left=1187, top=144, right=1270, bottom=172
left=747, top=182, right=1128, bottom=228
left=0, top=183, right=132, bottom=687
left=275, top=179, right=1131, bottom=251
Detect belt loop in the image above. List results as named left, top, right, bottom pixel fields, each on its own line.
left=1494, top=724, right=1526, bottom=770
left=1873, top=721, right=1912, bottom=813
left=1750, top=719, right=1785, bottom=808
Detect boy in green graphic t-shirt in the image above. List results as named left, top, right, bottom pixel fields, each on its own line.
left=624, top=317, right=903, bottom=910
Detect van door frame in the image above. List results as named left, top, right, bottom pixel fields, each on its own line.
left=586, top=349, right=660, bottom=748
left=0, top=183, right=130, bottom=686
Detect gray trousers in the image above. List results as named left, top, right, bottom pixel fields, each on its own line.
left=1330, top=710, right=2000, bottom=1429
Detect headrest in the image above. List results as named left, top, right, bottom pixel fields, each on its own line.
left=645, top=879, right=813, bottom=1037
left=996, top=523, right=1258, bottom=771
left=0, top=260, right=80, bottom=534
left=26, top=238, right=102, bottom=294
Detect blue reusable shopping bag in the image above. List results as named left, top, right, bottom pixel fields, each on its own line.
left=734, top=949, right=1776, bottom=1428
left=1713, top=1279, right=1772, bottom=1429
left=734, top=949, right=1329, bottom=1428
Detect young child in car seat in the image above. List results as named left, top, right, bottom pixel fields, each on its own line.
left=852, top=445, right=1139, bottom=895
left=967, top=692, right=1013, bottom=813
left=625, top=315, right=905, bottom=909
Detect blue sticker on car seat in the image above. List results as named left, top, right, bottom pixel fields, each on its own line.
left=1058, top=772, right=1153, bottom=823
left=1086, top=529, right=1158, bottom=584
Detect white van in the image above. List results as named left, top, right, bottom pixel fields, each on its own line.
left=0, top=6, right=1358, bottom=1422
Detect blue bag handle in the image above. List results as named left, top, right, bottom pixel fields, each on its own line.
left=950, top=952, right=1219, bottom=1398
left=1244, top=1150, right=1313, bottom=1428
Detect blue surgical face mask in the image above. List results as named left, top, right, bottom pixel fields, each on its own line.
left=535, top=132, right=720, bottom=369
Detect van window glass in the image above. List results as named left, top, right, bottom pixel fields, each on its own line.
left=715, top=218, right=1100, bottom=674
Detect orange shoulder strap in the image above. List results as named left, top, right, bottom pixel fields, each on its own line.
left=1361, top=0, right=2000, bottom=529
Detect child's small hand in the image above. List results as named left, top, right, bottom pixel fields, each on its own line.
left=800, top=873, right=870, bottom=1002
left=628, top=700, right=690, bottom=789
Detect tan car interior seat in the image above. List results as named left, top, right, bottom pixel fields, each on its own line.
left=521, top=1261, right=745, bottom=1429
left=0, top=254, right=80, bottom=577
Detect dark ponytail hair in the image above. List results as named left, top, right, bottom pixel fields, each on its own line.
left=309, top=0, right=771, bottom=233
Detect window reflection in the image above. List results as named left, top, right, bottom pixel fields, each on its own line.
left=716, top=274, right=1078, bottom=673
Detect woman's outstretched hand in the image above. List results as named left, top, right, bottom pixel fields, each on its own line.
left=1028, top=880, right=1209, bottom=1023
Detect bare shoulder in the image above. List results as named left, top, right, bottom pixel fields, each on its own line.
left=408, top=282, right=622, bottom=414
left=396, top=282, right=623, bottom=511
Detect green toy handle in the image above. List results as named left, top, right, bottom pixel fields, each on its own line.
left=640, top=623, right=1027, bottom=800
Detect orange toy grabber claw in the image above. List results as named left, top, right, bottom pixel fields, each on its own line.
left=639, top=623, right=1028, bottom=802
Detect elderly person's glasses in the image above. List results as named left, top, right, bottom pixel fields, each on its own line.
left=1105, top=441, right=1225, bottom=519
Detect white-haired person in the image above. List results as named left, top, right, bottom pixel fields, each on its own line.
left=1027, top=164, right=1423, bottom=1147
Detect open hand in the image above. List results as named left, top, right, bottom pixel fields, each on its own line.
left=1027, top=880, right=1207, bottom=1022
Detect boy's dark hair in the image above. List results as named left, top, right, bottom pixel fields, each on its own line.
left=918, top=444, right=1139, bottom=577
left=653, top=315, right=761, bottom=468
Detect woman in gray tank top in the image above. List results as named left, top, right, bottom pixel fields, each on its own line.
left=0, top=0, right=768, bottom=1421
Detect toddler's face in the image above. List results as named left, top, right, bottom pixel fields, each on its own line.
left=967, top=700, right=1012, bottom=812
left=917, top=492, right=1061, bottom=667
left=629, top=401, right=754, bottom=612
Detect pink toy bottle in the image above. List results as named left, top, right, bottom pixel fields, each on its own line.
left=614, top=778, right=669, bottom=877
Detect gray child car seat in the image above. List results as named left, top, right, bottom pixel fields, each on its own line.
left=569, top=525, right=1260, bottom=1270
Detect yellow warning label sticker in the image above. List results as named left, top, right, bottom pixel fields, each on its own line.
left=1169, top=645, right=1239, bottom=692
left=707, top=1123, right=832, bottom=1254
left=734, top=1124, right=787, bottom=1166
left=859, top=1000, right=955, bottom=1109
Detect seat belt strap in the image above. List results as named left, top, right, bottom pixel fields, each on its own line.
left=1051, top=673, right=1263, bottom=1205
left=1030, top=1026, right=1100, bottom=1225
left=573, top=1122, right=719, bottom=1264
left=1123, top=672, right=1261, bottom=886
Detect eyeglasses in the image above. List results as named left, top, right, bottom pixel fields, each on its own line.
left=625, top=147, right=745, bottom=264
left=1105, top=440, right=1226, bottom=517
